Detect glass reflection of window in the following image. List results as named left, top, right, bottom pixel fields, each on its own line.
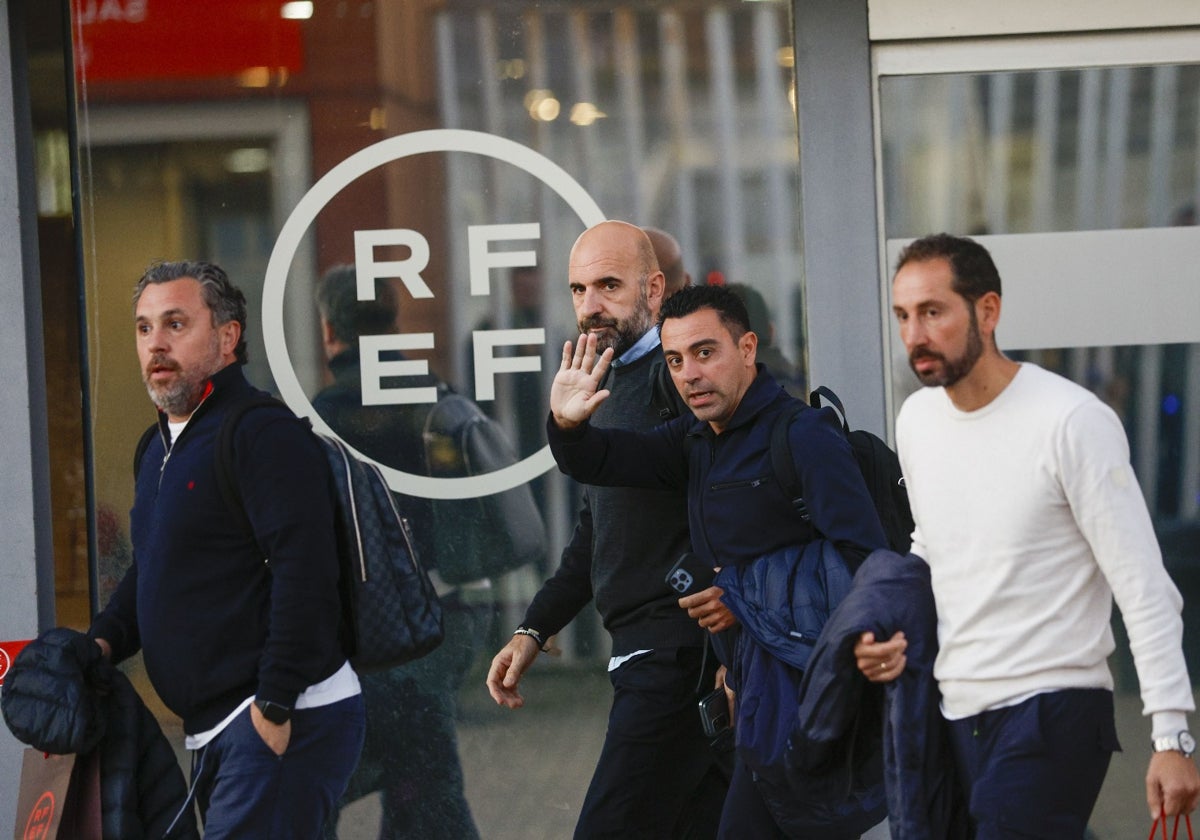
left=434, top=2, right=802, bottom=384
left=880, top=65, right=1200, bottom=237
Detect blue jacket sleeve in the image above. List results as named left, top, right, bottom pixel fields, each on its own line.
left=546, top=412, right=690, bottom=491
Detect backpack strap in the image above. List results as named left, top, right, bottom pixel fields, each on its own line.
left=808, top=385, right=849, bottom=433
left=133, top=423, right=159, bottom=479
left=770, top=401, right=811, bottom=522
left=650, top=357, right=688, bottom=421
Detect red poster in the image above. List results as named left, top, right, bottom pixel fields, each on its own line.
left=0, top=639, right=32, bottom=686
left=72, top=0, right=305, bottom=83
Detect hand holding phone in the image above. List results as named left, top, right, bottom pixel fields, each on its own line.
left=665, top=552, right=716, bottom=596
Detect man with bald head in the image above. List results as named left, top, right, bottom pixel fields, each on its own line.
left=643, top=225, right=692, bottom=296
left=488, top=221, right=728, bottom=838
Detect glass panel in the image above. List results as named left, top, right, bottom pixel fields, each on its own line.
left=881, top=65, right=1200, bottom=237
left=880, top=65, right=1200, bottom=838
left=72, top=1, right=801, bottom=836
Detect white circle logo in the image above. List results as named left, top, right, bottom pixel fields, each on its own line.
left=263, top=129, right=605, bottom=500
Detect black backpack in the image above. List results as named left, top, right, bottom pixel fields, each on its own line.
left=134, top=396, right=444, bottom=672
left=770, top=386, right=913, bottom=554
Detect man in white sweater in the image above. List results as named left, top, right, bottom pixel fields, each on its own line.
left=854, top=233, right=1199, bottom=835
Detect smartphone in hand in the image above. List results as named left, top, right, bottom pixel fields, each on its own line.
left=698, top=687, right=732, bottom=737
left=665, top=552, right=716, bottom=596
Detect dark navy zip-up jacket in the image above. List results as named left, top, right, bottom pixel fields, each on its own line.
left=547, top=367, right=886, bottom=573
left=91, top=364, right=345, bottom=735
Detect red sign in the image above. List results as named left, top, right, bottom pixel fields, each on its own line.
left=0, top=639, right=32, bottom=686
left=73, top=0, right=305, bottom=83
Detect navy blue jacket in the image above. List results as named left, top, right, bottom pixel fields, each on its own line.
left=796, top=549, right=969, bottom=840
left=718, top=539, right=888, bottom=837
left=91, top=364, right=345, bottom=734
left=547, top=367, right=887, bottom=574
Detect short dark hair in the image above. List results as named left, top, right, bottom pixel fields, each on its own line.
left=895, top=233, right=1002, bottom=304
left=726, top=283, right=771, bottom=346
left=658, top=283, right=750, bottom=338
left=133, top=260, right=248, bottom=364
left=316, top=264, right=399, bottom=344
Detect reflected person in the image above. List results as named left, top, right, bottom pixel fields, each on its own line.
left=314, top=266, right=491, bottom=840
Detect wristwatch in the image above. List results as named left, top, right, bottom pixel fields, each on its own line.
left=254, top=699, right=292, bottom=725
left=1152, top=730, right=1196, bottom=757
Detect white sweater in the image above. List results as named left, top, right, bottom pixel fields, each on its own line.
left=896, top=363, right=1193, bottom=738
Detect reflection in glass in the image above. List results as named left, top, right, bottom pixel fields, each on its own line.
left=881, top=65, right=1200, bottom=237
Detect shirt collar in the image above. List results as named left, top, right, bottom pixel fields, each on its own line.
left=611, top=326, right=661, bottom=368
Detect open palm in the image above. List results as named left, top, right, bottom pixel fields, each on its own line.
left=550, top=333, right=614, bottom=428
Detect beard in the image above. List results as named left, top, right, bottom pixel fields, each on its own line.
left=577, top=287, right=655, bottom=356
left=908, top=306, right=984, bottom=388
left=143, top=337, right=224, bottom=418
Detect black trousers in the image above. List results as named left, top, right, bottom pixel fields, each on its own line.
left=575, top=646, right=729, bottom=839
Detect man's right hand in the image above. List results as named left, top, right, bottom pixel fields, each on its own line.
left=550, top=334, right=613, bottom=429
left=486, top=634, right=542, bottom=709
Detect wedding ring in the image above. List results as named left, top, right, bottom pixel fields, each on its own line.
left=879, top=661, right=887, bottom=671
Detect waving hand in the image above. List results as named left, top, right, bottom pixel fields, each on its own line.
left=550, top=333, right=614, bottom=429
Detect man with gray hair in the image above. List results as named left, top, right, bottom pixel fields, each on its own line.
left=91, top=260, right=364, bottom=838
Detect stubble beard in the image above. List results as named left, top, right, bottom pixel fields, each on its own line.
left=909, top=307, right=984, bottom=389
left=578, top=287, right=655, bottom=357
left=144, top=336, right=224, bottom=418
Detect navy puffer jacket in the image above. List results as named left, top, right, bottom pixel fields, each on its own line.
left=1, top=627, right=199, bottom=839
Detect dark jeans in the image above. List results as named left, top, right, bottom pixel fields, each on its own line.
left=194, top=693, right=366, bottom=839
left=575, top=646, right=729, bottom=839
left=948, top=688, right=1120, bottom=839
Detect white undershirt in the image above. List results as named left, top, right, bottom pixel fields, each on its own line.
left=186, top=661, right=361, bottom=750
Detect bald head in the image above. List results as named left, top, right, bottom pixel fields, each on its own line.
left=567, top=220, right=666, bottom=354
left=642, top=227, right=690, bottom=297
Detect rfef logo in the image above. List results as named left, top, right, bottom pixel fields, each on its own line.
left=23, top=791, right=55, bottom=840
left=263, top=129, right=604, bottom=500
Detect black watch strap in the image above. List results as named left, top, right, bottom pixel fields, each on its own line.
left=255, top=699, right=292, bottom=725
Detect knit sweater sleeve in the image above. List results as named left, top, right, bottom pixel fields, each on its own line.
left=1058, top=398, right=1194, bottom=729
left=234, top=413, right=344, bottom=708
left=521, top=490, right=596, bottom=638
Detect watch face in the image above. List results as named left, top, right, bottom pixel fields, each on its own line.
left=256, top=700, right=290, bottom=725
left=1179, top=731, right=1196, bottom=755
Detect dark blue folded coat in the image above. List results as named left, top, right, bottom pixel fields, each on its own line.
left=794, top=549, right=969, bottom=840
left=1, top=627, right=199, bottom=839
left=717, top=540, right=886, bottom=838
